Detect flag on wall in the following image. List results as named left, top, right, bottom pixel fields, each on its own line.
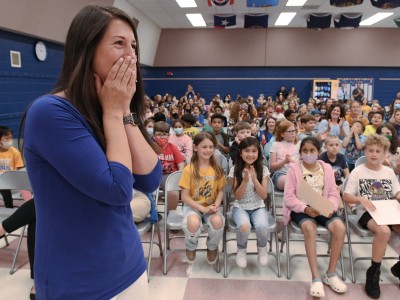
left=214, top=14, right=236, bottom=28
left=247, top=0, right=278, bottom=7
left=244, top=14, right=269, bottom=28
left=208, top=0, right=234, bottom=6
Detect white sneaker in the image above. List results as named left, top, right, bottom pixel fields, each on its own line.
left=258, top=247, right=268, bottom=266
left=236, top=248, right=247, bottom=268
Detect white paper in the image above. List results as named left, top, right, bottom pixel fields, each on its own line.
left=367, top=200, right=400, bottom=225
left=298, top=178, right=334, bottom=218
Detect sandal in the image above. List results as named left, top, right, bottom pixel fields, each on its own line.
left=310, top=280, right=325, bottom=298
left=323, top=274, right=347, bottom=293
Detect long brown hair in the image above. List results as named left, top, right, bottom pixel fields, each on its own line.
left=20, top=5, right=156, bottom=152
left=190, top=131, right=224, bottom=181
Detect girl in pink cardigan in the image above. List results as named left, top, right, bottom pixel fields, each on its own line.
left=283, top=136, right=347, bottom=298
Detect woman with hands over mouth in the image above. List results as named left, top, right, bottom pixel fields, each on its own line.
left=21, top=6, right=161, bottom=300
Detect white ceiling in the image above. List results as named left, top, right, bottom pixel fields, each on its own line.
left=126, top=0, right=400, bottom=28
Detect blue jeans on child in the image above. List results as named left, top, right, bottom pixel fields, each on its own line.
left=232, top=206, right=269, bottom=249
left=182, top=205, right=225, bottom=251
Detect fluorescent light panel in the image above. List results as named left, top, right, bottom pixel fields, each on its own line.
left=360, top=12, right=393, bottom=26
left=186, top=14, right=206, bottom=27
left=275, top=12, right=296, bottom=26
left=286, top=0, right=307, bottom=6
left=176, top=0, right=197, bottom=8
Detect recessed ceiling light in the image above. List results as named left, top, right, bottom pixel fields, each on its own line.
left=286, top=0, right=307, bottom=6
left=186, top=14, right=206, bottom=27
left=360, top=12, right=393, bottom=26
left=176, top=0, right=197, bottom=8
left=275, top=12, right=296, bottom=26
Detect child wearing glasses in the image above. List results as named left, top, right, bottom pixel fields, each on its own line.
left=154, top=121, right=185, bottom=211
left=269, top=120, right=299, bottom=190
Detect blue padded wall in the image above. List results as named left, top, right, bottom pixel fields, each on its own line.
left=0, top=29, right=63, bottom=137
left=142, top=67, right=400, bottom=106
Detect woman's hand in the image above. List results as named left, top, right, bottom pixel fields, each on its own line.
left=338, top=117, right=345, bottom=128
left=94, top=56, right=137, bottom=116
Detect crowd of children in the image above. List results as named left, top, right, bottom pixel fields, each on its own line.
left=3, top=85, right=400, bottom=299
left=134, top=86, right=400, bottom=299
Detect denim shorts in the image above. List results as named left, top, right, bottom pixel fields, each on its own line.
left=271, top=170, right=286, bottom=189
left=290, top=211, right=340, bottom=228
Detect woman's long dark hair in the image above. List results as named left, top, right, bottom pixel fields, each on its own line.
left=19, top=5, right=157, bottom=152
left=233, top=137, right=263, bottom=192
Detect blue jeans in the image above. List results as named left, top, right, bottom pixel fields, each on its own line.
left=232, top=206, right=269, bottom=249
left=182, top=205, right=225, bottom=251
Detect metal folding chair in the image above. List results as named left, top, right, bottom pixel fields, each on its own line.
left=0, top=170, right=32, bottom=274
left=342, top=178, right=398, bottom=283
left=163, top=171, right=221, bottom=274
left=136, top=187, right=163, bottom=280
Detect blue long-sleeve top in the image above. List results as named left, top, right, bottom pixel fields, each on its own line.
left=24, top=95, right=162, bottom=300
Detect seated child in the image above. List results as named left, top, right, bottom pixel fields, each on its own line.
left=181, top=114, right=199, bottom=140
left=344, top=134, right=400, bottom=299
left=364, top=111, right=384, bottom=136
left=298, top=114, right=317, bottom=141
left=284, top=137, right=347, bottom=298
left=154, top=121, right=185, bottom=211
left=229, top=122, right=252, bottom=165
left=269, top=120, right=298, bottom=190
left=169, top=119, right=193, bottom=163
left=0, top=126, right=24, bottom=208
left=210, top=114, right=230, bottom=159
left=179, top=132, right=226, bottom=264
left=342, top=120, right=366, bottom=172
left=229, top=137, right=270, bottom=268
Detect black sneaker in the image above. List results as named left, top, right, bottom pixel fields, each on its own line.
left=365, top=266, right=381, bottom=299
left=391, top=261, right=400, bottom=279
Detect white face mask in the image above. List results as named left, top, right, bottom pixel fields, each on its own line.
left=174, top=128, right=183, bottom=135
left=0, top=141, right=13, bottom=149
left=301, top=154, right=318, bottom=164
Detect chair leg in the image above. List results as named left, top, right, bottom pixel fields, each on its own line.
left=223, top=230, right=228, bottom=278
left=163, top=221, right=168, bottom=275
left=285, top=225, right=291, bottom=280
left=156, top=222, right=163, bottom=257
left=147, top=224, right=156, bottom=280
left=274, top=231, right=281, bottom=278
left=345, top=223, right=355, bottom=283
left=10, top=225, right=26, bottom=275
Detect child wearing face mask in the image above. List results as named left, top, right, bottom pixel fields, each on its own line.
left=169, top=119, right=193, bottom=163
left=0, top=126, right=24, bottom=208
left=154, top=121, right=185, bottom=211
left=284, top=136, right=347, bottom=298
left=145, top=119, right=155, bottom=140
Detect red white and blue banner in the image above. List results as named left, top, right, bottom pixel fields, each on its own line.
left=247, top=0, right=278, bottom=7
left=208, top=0, right=234, bottom=6
left=244, top=14, right=269, bottom=28
left=214, top=14, right=236, bottom=28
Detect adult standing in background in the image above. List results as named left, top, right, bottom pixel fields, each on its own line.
left=22, top=6, right=161, bottom=299
left=276, top=85, right=288, bottom=100
left=337, top=83, right=348, bottom=101
left=352, top=82, right=364, bottom=103
left=185, top=83, right=195, bottom=99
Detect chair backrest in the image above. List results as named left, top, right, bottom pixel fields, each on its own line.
left=0, top=170, right=32, bottom=192
left=355, top=156, right=367, bottom=168
left=307, top=13, right=332, bottom=29
left=216, top=154, right=229, bottom=175
left=267, top=177, right=277, bottom=218
left=164, top=171, right=183, bottom=193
